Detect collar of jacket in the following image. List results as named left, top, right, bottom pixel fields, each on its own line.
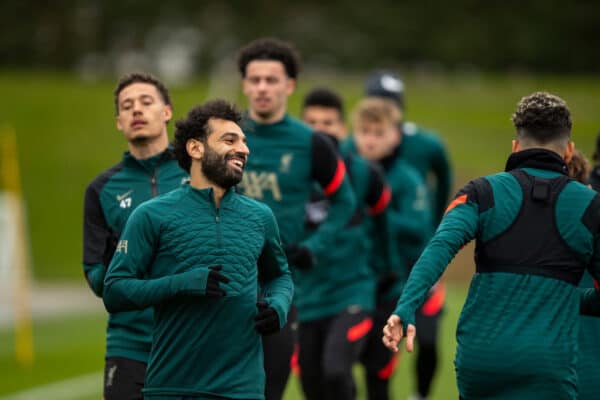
left=241, top=112, right=291, bottom=132
left=186, top=184, right=236, bottom=207
left=504, top=148, right=568, bottom=175
left=122, top=145, right=174, bottom=173
left=379, top=144, right=401, bottom=172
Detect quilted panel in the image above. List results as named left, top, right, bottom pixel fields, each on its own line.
left=160, top=193, right=266, bottom=296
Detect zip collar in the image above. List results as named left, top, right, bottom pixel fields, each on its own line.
left=505, top=148, right=568, bottom=175
left=122, top=145, right=174, bottom=174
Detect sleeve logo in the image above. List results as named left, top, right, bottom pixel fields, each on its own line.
left=116, top=240, right=128, bottom=254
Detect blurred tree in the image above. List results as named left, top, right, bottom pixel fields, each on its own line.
left=1, top=0, right=598, bottom=74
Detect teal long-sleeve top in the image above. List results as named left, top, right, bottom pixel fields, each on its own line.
left=394, top=150, right=600, bottom=400
left=238, top=114, right=356, bottom=267
left=103, top=185, right=293, bottom=399
left=82, top=148, right=187, bottom=362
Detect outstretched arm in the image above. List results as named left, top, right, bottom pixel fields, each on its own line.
left=384, top=183, right=480, bottom=351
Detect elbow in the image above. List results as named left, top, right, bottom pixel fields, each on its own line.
left=102, top=282, right=127, bottom=313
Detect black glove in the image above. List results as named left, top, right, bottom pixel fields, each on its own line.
left=285, top=244, right=314, bottom=270
left=206, top=265, right=229, bottom=297
left=254, top=301, right=280, bottom=335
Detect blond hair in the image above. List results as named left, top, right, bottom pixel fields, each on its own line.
left=352, top=98, right=401, bottom=128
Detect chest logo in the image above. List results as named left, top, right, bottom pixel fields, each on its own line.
left=239, top=171, right=282, bottom=201
left=279, top=153, right=293, bottom=173
left=116, top=190, right=133, bottom=209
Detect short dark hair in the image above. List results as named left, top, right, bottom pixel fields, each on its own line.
left=114, top=73, right=172, bottom=115
left=302, top=87, right=344, bottom=118
left=237, top=37, right=301, bottom=79
left=173, top=100, right=242, bottom=172
left=512, top=92, right=572, bottom=145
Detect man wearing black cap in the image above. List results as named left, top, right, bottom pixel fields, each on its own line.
left=360, top=70, right=451, bottom=400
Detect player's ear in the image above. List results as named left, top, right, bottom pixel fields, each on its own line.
left=563, top=140, right=575, bottom=164
left=186, top=138, right=204, bottom=161
left=512, top=139, right=520, bottom=153
left=163, top=105, right=173, bottom=124
left=116, top=114, right=123, bottom=131
left=285, top=78, right=296, bottom=96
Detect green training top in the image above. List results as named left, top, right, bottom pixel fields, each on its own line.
left=82, top=148, right=187, bottom=362
left=103, top=185, right=294, bottom=399
left=400, top=122, right=453, bottom=225
left=577, top=271, right=600, bottom=399
left=394, top=150, right=600, bottom=399
left=238, top=114, right=356, bottom=267
left=295, top=149, right=389, bottom=322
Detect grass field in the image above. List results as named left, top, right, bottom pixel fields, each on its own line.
left=2, top=71, right=600, bottom=398
left=2, top=71, right=600, bottom=280
left=0, top=284, right=467, bottom=399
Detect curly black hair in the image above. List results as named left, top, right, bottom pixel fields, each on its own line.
left=512, top=92, right=572, bottom=144
left=114, top=72, right=172, bottom=115
left=237, top=37, right=301, bottom=79
left=173, top=100, right=242, bottom=172
left=302, top=87, right=344, bottom=118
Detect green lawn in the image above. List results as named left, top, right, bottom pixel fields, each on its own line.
left=2, top=71, right=600, bottom=280
left=0, top=284, right=467, bottom=399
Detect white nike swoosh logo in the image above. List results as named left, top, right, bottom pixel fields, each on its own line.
left=116, top=190, right=133, bottom=201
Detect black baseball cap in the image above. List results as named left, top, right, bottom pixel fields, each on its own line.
left=364, top=70, right=405, bottom=109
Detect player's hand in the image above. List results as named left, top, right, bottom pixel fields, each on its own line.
left=254, top=301, right=280, bottom=335
left=284, top=244, right=314, bottom=270
left=382, top=314, right=416, bottom=353
left=206, top=265, right=229, bottom=297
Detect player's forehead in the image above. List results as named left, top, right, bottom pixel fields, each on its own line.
left=303, top=106, right=341, bottom=121
left=208, top=118, right=244, bottom=138
left=245, top=60, right=287, bottom=78
left=356, top=119, right=390, bottom=131
left=118, top=82, right=161, bottom=103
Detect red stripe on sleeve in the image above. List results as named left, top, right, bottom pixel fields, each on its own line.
left=445, top=194, right=468, bottom=214
left=323, top=159, right=346, bottom=196
left=594, top=279, right=600, bottom=290
left=346, top=318, right=373, bottom=342
left=369, top=185, right=392, bottom=215
left=421, top=282, right=446, bottom=316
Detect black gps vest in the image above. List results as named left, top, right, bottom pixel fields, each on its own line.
left=474, top=169, right=587, bottom=286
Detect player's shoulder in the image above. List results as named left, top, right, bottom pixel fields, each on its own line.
left=284, top=114, right=314, bottom=136
left=562, top=179, right=598, bottom=205
left=403, top=122, right=444, bottom=146
left=235, top=192, right=272, bottom=213
left=132, top=187, right=186, bottom=219
left=235, top=192, right=276, bottom=221
left=391, top=157, right=423, bottom=183
left=145, top=187, right=186, bottom=209
left=86, top=161, right=124, bottom=195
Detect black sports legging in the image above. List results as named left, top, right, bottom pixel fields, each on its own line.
left=298, top=309, right=372, bottom=400
left=262, top=306, right=297, bottom=400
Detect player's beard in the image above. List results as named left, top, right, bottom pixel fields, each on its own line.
left=201, top=144, right=244, bottom=189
